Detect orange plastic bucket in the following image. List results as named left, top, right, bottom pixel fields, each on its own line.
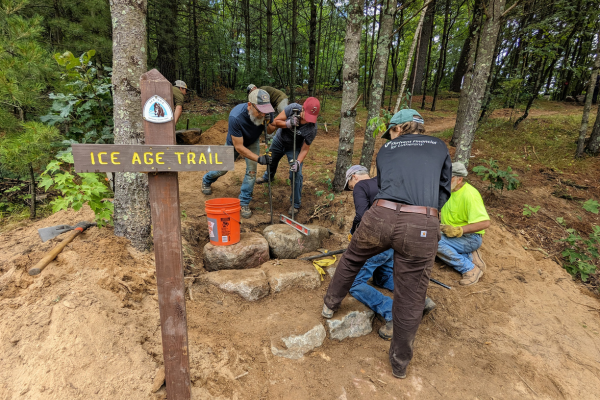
left=205, top=198, right=241, bottom=246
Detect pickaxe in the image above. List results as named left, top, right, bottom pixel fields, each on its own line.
left=28, top=221, right=96, bottom=276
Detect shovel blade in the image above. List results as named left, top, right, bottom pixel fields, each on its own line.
left=38, top=225, right=73, bottom=242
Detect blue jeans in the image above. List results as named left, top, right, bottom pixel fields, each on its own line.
left=202, top=140, right=260, bottom=206
left=437, top=233, right=483, bottom=274
left=349, top=248, right=394, bottom=322
left=261, top=132, right=302, bottom=208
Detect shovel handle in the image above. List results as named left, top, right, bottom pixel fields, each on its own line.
left=29, top=229, right=82, bottom=276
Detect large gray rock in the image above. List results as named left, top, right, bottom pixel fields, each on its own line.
left=204, top=269, right=269, bottom=301
left=203, top=232, right=269, bottom=271
left=261, top=260, right=321, bottom=293
left=269, top=313, right=326, bottom=359
left=326, top=297, right=374, bottom=341
left=262, top=224, right=329, bottom=259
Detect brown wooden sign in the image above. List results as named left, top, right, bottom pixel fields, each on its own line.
left=72, top=144, right=234, bottom=173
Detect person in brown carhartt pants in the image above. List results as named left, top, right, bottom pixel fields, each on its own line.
left=322, top=109, right=452, bottom=379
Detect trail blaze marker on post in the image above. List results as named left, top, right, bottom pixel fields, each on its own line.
left=71, top=69, right=234, bottom=400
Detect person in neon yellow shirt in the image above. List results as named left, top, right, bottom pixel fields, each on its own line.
left=438, top=162, right=490, bottom=286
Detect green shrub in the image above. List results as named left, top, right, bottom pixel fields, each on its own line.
left=472, top=158, right=520, bottom=193
left=559, top=226, right=600, bottom=282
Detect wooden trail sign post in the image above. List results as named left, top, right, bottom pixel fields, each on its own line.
left=72, top=69, right=234, bottom=399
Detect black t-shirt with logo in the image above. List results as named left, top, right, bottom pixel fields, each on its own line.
left=375, top=134, right=452, bottom=211
left=276, top=103, right=318, bottom=149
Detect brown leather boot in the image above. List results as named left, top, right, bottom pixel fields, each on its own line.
left=378, top=320, right=393, bottom=340
left=471, top=249, right=486, bottom=272
left=460, top=266, right=483, bottom=286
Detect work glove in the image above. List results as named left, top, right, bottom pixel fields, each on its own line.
left=285, top=116, right=300, bottom=129
left=257, top=154, right=272, bottom=165
left=440, top=224, right=463, bottom=238
left=289, top=160, right=301, bottom=173
left=347, top=233, right=352, bottom=242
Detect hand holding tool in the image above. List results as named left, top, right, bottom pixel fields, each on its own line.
left=263, top=120, right=274, bottom=225
left=257, top=154, right=272, bottom=165
left=285, top=116, right=299, bottom=129
left=289, top=160, right=301, bottom=173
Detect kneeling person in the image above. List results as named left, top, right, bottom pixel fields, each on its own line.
left=345, top=165, right=436, bottom=341
left=437, top=162, right=490, bottom=286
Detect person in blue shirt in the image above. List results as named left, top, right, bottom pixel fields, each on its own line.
left=201, top=89, right=275, bottom=218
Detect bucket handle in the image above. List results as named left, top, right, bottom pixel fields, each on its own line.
left=223, top=210, right=241, bottom=224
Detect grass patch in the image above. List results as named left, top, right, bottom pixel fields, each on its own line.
left=0, top=202, right=53, bottom=233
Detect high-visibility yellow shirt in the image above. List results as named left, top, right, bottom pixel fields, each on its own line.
left=440, top=182, right=489, bottom=235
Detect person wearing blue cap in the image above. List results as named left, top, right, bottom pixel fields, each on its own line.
left=344, top=165, right=436, bottom=339
left=323, top=109, right=452, bottom=379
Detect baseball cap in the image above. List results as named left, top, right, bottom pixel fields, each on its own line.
left=248, top=89, right=275, bottom=113
left=246, top=84, right=257, bottom=94
left=344, top=165, right=369, bottom=191
left=381, top=109, right=424, bottom=140
left=302, top=97, right=321, bottom=123
left=452, top=162, right=468, bottom=177
left=174, top=80, right=187, bottom=89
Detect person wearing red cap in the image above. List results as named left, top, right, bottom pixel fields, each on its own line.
left=256, top=97, right=320, bottom=215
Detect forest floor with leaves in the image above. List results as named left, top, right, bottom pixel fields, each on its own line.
left=1, top=97, right=600, bottom=399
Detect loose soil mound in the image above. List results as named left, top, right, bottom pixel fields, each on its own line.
left=196, top=120, right=228, bottom=146
left=1, top=119, right=599, bottom=399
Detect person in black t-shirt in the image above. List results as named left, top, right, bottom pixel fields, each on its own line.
left=323, top=109, right=451, bottom=380
left=344, top=165, right=436, bottom=339
left=256, top=97, right=320, bottom=216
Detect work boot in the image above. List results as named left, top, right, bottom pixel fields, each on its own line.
left=423, top=297, right=436, bottom=316
left=392, top=370, right=407, bottom=379
left=288, top=206, right=300, bottom=216
left=322, top=304, right=334, bottom=319
left=256, top=176, right=270, bottom=185
left=378, top=321, right=393, bottom=340
left=241, top=205, right=252, bottom=219
left=201, top=182, right=212, bottom=195
left=471, top=249, right=486, bottom=272
left=460, top=266, right=483, bottom=286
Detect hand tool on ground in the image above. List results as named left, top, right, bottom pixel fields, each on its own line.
left=29, top=221, right=96, bottom=276
left=279, top=107, right=311, bottom=235
left=263, top=119, right=273, bottom=225
left=300, top=248, right=453, bottom=289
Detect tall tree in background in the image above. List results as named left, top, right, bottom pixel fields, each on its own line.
left=411, top=1, right=435, bottom=96
left=109, top=0, right=152, bottom=251
left=308, top=0, right=318, bottom=96
left=453, top=0, right=506, bottom=164
left=450, top=0, right=483, bottom=92
left=290, top=0, right=298, bottom=102
left=267, top=0, right=273, bottom=75
left=155, top=0, right=178, bottom=83
left=332, top=0, right=364, bottom=192
left=577, top=30, right=600, bottom=157
left=359, top=0, right=395, bottom=170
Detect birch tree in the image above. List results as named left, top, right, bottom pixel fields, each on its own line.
left=453, top=0, right=506, bottom=165
left=332, top=0, right=364, bottom=192
left=359, top=0, right=395, bottom=170
left=109, top=0, right=152, bottom=251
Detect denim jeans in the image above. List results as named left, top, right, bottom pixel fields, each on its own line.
left=437, top=233, right=483, bottom=274
left=261, top=132, right=302, bottom=208
left=349, top=248, right=394, bottom=322
left=202, top=140, right=260, bottom=206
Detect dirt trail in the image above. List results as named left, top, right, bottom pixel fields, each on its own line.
left=0, top=118, right=599, bottom=399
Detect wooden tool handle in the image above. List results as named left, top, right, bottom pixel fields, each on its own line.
left=29, top=229, right=81, bottom=276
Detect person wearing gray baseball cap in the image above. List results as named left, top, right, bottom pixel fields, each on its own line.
left=173, top=80, right=187, bottom=124
left=247, top=84, right=289, bottom=113
left=323, top=109, right=451, bottom=380
left=437, top=162, right=490, bottom=286
left=201, top=89, right=276, bottom=218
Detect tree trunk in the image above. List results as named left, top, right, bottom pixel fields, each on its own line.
left=453, top=0, right=505, bottom=165
left=314, top=0, right=324, bottom=95
left=513, top=58, right=547, bottom=129
left=290, top=0, right=298, bottom=102
left=393, top=4, right=428, bottom=114
left=411, top=1, right=435, bottom=96
left=244, top=0, right=251, bottom=77
left=421, top=20, right=435, bottom=109
left=109, top=0, right=152, bottom=251
left=359, top=0, right=395, bottom=170
left=449, top=0, right=483, bottom=92
left=431, top=0, right=451, bottom=112
left=266, top=0, right=273, bottom=75
left=332, top=0, right=364, bottom=192
left=29, top=163, right=35, bottom=219
left=192, top=0, right=200, bottom=92
left=308, top=0, right=318, bottom=96
left=155, top=0, right=178, bottom=83
left=578, top=33, right=600, bottom=157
